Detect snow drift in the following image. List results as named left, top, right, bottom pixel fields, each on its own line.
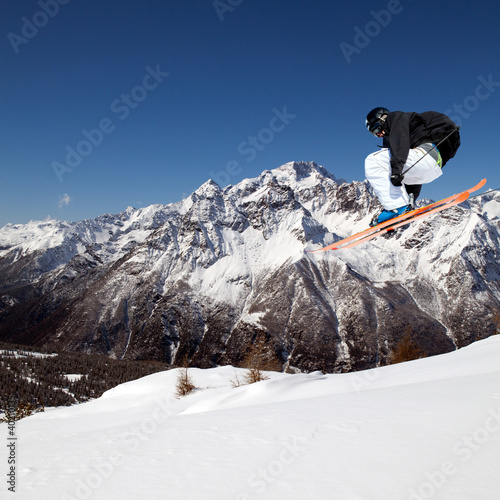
left=1, top=336, right=499, bottom=500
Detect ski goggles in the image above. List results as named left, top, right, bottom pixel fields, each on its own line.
left=366, top=118, right=386, bottom=137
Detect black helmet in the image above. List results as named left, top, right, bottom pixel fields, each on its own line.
left=366, top=107, right=390, bottom=136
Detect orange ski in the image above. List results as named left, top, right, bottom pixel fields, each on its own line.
left=308, top=179, right=486, bottom=252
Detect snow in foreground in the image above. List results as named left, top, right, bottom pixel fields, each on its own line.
left=1, top=337, right=499, bottom=500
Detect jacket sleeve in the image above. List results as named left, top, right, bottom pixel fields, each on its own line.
left=386, top=112, right=411, bottom=176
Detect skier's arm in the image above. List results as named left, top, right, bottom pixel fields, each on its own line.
left=386, top=112, right=411, bottom=178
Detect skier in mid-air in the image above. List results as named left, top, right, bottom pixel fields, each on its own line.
left=364, top=107, right=461, bottom=226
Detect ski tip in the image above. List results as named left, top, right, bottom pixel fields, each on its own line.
left=306, top=245, right=339, bottom=253
left=471, top=178, right=487, bottom=192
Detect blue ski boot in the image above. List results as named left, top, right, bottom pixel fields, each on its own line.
left=370, top=205, right=410, bottom=227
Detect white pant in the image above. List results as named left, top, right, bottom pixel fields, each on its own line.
left=365, top=148, right=443, bottom=210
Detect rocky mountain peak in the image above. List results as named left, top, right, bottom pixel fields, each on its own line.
left=274, top=160, right=338, bottom=182
left=192, top=179, right=223, bottom=199
left=0, top=163, right=499, bottom=373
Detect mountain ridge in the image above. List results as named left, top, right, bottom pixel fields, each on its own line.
left=1, top=161, right=499, bottom=372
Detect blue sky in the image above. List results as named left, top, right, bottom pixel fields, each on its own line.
left=1, top=0, right=500, bottom=226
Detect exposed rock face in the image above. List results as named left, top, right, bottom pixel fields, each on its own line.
left=1, top=162, right=499, bottom=372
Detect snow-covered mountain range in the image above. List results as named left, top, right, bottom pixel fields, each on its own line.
left=1, top=161, right=499, bottom=372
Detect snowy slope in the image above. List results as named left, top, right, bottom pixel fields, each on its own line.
left=2, top=336, right=499, bottom=500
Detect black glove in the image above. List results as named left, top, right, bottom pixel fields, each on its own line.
left=390, top=173, right=404, bottom=187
